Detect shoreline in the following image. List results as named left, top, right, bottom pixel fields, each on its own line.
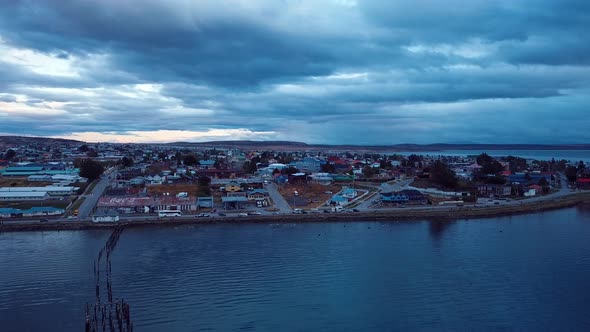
left=2, top=192, right=590, bottom=233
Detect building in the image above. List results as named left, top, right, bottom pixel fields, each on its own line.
left=97, top=196, right=197, bottom=214
left=197, top=196, right=214, bottom=208
left=154, top=196, right=197, bottom=212
left=246, top=189, right=270, bottom=207
left=341, top=188, right=357, bottom=199
left=222, top=192, right=248, bottom=209
left=92, top=210, right=120, bottom=223
left=0, top=206, right=64, bottom=218
left=380, top=192, right=409, bottom=203
left=0, top=191, right=50, bottom=201
left=224, top=181, right=242, bottom=192
left=198, top=160, right=216, bottom=169
left=309, top=172, right=333, bottom=184
left=0, top=186, right=78, bottom=196
left=577, top=178, right=590, bottom=190
left=380, top=189, right=427, bottom=205
left=477, top=185, right=512, bottom=197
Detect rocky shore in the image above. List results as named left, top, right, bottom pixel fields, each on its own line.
left=2, top=192, right=590, bottom=233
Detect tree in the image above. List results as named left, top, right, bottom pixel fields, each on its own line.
left=430, top=160, right=458, bottom=189
left=538, top=177, right=549, bottom=186
left=362, top=166, right=375, bottom=178
left=78, top=144, right=89, bottom=152
left=183, top=154, right=198, bottom=166
left=408, top=154, right=423, bottom=168
left=197, top=176, right=212, bottom=196
left=86, top=150, right=98, bottom=157
left=565, top=166, right=578, bottom=182
left=477, top=153, right=504, bottom=176
left=119, top=156, right=134, bottom=168
left=484, top=176, right=507, bottom=185
left=284, top=166, right=299, bottom=175
left=78, top=158, right=105, bottom=182
left=320, top=161, right=335, bottom=173
left=4, top=149, right=16, bottom=160
left=242, top=161, right=258, bottom=174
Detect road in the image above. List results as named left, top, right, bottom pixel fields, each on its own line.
left=77, top=168, right=118, bottom=219
left=265, top=182, right=292, bottom=213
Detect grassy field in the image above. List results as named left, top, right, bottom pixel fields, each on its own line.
left=278, top=182, right=342, bottom=208
left=147, top=183, right=201, bottom=196
left=84, top=180, right=98, bottom=194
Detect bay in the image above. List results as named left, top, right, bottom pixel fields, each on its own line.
left=1, top=206, right=590, bottom=331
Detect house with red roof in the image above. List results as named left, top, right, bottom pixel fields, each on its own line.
left=577, top=178, right=590, bottom=190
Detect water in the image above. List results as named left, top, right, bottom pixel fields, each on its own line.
left=2, top=207, right=590, bottom=331
left=392, top=150, right=590, bottom=162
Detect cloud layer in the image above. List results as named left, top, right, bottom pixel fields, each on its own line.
left=0, top=0, right=589, bottom=144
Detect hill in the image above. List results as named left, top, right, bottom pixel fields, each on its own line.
left=0, top=135, right=82, bottom=146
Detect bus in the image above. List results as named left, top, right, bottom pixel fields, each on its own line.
left=158, top=210, right=182, bottom=217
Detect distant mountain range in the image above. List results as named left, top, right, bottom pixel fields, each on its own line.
left=1, top=135, right=589, bottom=152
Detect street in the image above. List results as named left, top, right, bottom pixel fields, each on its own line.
left=77, top=168, right=118, bottom=219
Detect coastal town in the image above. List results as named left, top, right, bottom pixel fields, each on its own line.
left=1, top=137, right=589, bottom=227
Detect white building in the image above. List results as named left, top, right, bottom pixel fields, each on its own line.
left=92, top=210, right=120, bottom=223
left=0, top=186, right=78, bottom=196
left=0, top=192, right=50, bottom=201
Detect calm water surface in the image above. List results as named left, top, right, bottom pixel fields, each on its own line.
left=2, top=207, right=590, bottom=331
left=394, top=150, right=590, bottom=162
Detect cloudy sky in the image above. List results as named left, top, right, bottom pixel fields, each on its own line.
left=0, top=0, right=588, bottom=144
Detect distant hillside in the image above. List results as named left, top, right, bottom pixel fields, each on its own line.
left=172, top=140, right=309, bottom=147
left=0, top=135, right=82, bottom=146
left=2, top=135, right=589, bottom=152
left=170, top=141, right=590, bottom=152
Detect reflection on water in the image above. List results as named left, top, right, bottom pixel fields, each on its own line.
left=1, top=208, right=590, bottom=331
left=428, top=219, right=455, bottom=242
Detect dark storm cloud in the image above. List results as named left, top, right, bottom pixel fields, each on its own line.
left=0, top=0, right=589, bottom=143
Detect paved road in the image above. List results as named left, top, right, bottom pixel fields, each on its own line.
left=77, top=168, right=117, bottom=219
left=265, top=182, right=292, bottom=213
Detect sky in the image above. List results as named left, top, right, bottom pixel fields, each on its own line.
left=0, top=0, right=589, bottom=145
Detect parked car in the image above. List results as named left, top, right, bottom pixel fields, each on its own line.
left=218, top=213, right=226, bottom=216
left=238, top=213, right=248, bottom=217
left=40, top=218, right=49, bottom=223
left=248, top=212, right=262, bottom=216
left=352, top=209, right=360, bottom=212
left=196, top=213, right=210, bottom=217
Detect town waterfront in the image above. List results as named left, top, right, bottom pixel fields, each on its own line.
left=2, top=207, right=590, bottom=331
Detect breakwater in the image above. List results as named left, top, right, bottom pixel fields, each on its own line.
left=2, top=192, right=590, bottom=233
left=85, top=226, right=134, bottom=332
